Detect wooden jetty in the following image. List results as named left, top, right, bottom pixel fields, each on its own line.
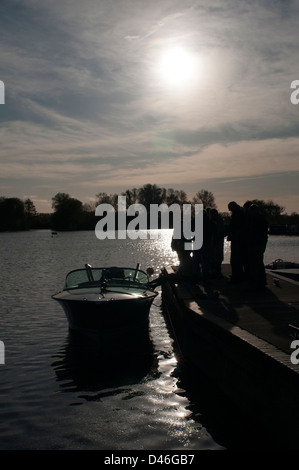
left=161, top=263, right=299, bottom=449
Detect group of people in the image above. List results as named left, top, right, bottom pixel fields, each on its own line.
left=227, top=200, right=268, bottom=290
left=171, top=206, right=226, bottom=281
left=171, top=200, right=269, bottom=291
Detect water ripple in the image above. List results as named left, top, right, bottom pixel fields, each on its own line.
left=1, top=230, right=293, bottom=449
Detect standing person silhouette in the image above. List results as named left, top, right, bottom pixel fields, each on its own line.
left=242, top=200, right=254, bottom=278
left=227, top=201, right=246, bottom=283
left=246, top=204, right=269, bottom=290
left=192, top=209, right=212, bottom=283
left=209, top=208, right=225, bottom=278
left=171, top=215, right=192, bottom=277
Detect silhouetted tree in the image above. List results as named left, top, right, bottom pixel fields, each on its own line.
left=0, top=197, right=26, bottom=231
left=137, top=184, right=166, bottom=211
left=121, top=188, right=139, bottom=206
left=251, top=199, right=285, bottom=225
left=51, top=193, right=84, bottom=230
left=288, top=212, right=299, bottom=225
left=23, top=198, right=37, bottom=228
left=95, top=192, right=119, bottom=207
left=24, top=198, right=37, bottom=216
left=82, top=201, right=96, bottom=212
left=193, top=189, right=216, bottom=209
left=165, top=188, right=188, bottom=206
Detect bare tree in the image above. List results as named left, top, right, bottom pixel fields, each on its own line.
left=95, top=192, right=118, bottom=208
left=24, top=198, right=37, bottom=216
left=193, top=189, right=216, bottom=209
left=165, top=188, right=188, bottom=206
left=121, top=188, right=138, bottom=206
left=137, top=184, right=166, bottom=210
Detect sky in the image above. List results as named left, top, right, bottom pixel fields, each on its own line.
left=1, top=0, right=299, bottom=214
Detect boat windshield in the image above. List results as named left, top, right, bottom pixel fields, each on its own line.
left=64, top=267, right=150, bottom=290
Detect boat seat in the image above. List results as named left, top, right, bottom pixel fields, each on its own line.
left=104, top=268, right=125, bottom=280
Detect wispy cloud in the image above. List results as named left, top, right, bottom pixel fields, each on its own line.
left=1, top=0, right=299, bottom=212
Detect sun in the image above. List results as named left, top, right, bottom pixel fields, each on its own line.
left=159, top=46, right=197, bottom=87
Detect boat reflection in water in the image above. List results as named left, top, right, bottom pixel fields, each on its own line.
left=52, top=329, right=158, bottom=395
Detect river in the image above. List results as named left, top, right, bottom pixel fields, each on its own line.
left=0, top=230, right=298, bottom=450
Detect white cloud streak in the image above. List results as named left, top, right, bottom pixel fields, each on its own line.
left=1, top=0, right=299, bottom=212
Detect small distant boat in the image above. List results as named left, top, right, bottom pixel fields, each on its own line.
left=52, top=264, right=158, bottom=336
left=265, top=259, right=299, bottom=269
left=265, top=259, right=299, bottom=282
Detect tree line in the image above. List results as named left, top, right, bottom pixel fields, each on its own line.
left=0, top=184, right=298, bottom=232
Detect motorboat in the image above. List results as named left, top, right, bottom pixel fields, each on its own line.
left=52, top=264, right=158, bottom=337
left=265, top=259, right=299, bottom=282
left=265, top=259, right=299, bottom=270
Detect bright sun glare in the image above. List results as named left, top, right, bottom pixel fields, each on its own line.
left=159, top=46, right=197, bottom=87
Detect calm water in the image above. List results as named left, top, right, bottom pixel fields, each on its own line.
left=0, top=230, right=298, bottom=451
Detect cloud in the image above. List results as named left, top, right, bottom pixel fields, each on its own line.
left=1, top=0, right=299, bottom=213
